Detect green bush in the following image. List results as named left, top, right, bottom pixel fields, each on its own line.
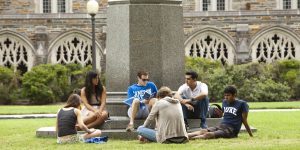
left=239, top=78, right=291, bottom=102
left=185, top=57, right=223, bottom=82
left=0, top=66, right=20, bottom=104
left=206, top=68, right=232, bottom=102
left=64, top=64, right=92, bottom=98
left=22, top=64, right=70, bottom=104
left=185, top=58, right=299, bottom=102
left=271, top=60, right=300, bottom=99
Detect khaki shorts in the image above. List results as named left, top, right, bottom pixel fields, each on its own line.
left=57, top=134, right=85, bottom=144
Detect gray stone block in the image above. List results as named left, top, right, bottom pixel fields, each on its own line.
left=100, top=117, right=222, bottom=129
left=106, top=0, right=185, bottom=92
left=36, top=124, right=257, bottom=139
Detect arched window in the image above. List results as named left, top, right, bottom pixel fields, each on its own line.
left=48, top=30, right=104, bottom=70
left=250, top=27, right=300, bottom=63
left=0, top=31, right=35, bottom=74
left=185, top=28, right=235, bottom=65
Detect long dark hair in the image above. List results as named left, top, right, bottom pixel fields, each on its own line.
left=84, top=71, right=103, bottom=104
left=64, top=94, right=81, bottom=108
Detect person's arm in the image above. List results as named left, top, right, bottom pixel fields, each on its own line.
left=242, top=112, right=253, bottom=137
left=81, top=88, right=98, bottom=113
left=192, top=82, right=208, bottom=101
left=143, top=103, right=159, bottom=128
left=74, top=108, right=95, bottom=134
left=174, top=85, right=189, bottom=104
left=242, top=102, right=253, bottom=137
left=96, top=86, right=107, bottom=117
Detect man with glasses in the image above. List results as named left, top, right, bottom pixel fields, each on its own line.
left=174, top=71, right=209, bottom=129
left=125, top=71, right=158, bottom=132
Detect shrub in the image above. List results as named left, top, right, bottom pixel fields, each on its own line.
left=64, top=64, right=92, bottom=99
left=185, top=58, right=297, bottom=102
left=271, top=60, right=300, bottom=99
left=185, top=57, right=223, bottom=82
left=22, top=64, right=70, bottom=104
left=206, top=68, right=232, bottom=102
left=239, top=78, right=291, bottom=102
left=0, top=66, right=20, bottom=104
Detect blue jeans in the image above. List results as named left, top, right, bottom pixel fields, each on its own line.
left=181, top=96, right=209, bottom=128
left=137, top=126, right=157, bottom=142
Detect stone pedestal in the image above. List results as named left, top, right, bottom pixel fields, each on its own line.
left=236, top=24, right=251, bottom=64
left=34, top=26, right=48, bottom=64
left=106, top=0, right=185, bottom=92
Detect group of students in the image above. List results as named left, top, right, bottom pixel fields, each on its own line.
left=56, top=70, right=253, bottom=144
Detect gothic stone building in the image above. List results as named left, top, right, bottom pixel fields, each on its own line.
left=0, top=0, right=300, bottom=74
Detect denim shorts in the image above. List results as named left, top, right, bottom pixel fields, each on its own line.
left=127, top=105, right=149, bottom=119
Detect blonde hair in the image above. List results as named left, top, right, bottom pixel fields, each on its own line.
left=157, top=86, right=172, bottom=99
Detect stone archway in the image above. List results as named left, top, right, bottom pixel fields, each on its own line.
left=184, top=27, right=236, bottom=65
left=250, top=26, right=300, bottom=63
left=48, top=29, right=104, bottom=71
left=0, top=30, right=35, bottom=73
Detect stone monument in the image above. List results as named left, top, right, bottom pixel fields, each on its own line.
left=106, top=0, right=185, bottom=92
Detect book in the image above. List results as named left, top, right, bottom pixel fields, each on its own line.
left=123, top=97, right=135, bottom=107
left=143, top=92, right=156, bottom=100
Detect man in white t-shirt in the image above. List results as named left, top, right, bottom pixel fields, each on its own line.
left=174, top=71, right=209, bottom=129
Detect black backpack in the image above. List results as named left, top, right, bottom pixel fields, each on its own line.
left=207, top=104, right=223, bottom=118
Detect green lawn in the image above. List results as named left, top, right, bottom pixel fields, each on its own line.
left=0, top=101, right=299, bottom=115
left=0, top=111, right=299, bottom=150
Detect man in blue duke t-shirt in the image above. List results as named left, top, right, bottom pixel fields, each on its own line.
left=188, top=85, right=253, bottom=139
left=125, top=71, right=158, bottom=132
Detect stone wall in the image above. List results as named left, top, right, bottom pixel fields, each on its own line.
left=183, top=10, right=300, bottom=38
left=0, top=0, right=34, bottom=14
left=0, top=0, right=300, bottom=69
left=0, top=14, right=107, bottom=48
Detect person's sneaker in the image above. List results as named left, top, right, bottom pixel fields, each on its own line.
left=138, top=135, right=149, bottom=143
left=126, top=124, right=134, bottom=132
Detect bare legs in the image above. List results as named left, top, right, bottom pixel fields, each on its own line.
left=83, top=110, right=109, bottom=129
left=126, top=98, right=157, bottom=132
left=188, top=129, right=215, bottom=139
left=82, top=129, right=102, bottom=139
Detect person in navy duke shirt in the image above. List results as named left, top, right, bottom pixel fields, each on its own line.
left=188, top=85, right=253, bottom=139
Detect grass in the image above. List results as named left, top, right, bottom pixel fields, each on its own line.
left=0, top=104, right=62, bottom=115
left=0, top=101, right=299, bottom=115
left=0, top=111, right=299, bottom=150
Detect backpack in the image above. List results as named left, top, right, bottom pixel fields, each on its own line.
left=207, top=104, right=223, bottom=118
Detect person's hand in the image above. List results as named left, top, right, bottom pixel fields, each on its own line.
left=95, top=110, right=102, bottom=118
left=182, top=99, right=192, bottom=104
left=185, top=103, right=194, bottom=112
left=142, top=99, right=150, bottom=104
left=88, top=128, right=96, bottom=134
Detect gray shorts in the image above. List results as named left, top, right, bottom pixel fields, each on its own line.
left=127, top=105, right=149, bottom=119
left=207, top=124, right=236, bottom=138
